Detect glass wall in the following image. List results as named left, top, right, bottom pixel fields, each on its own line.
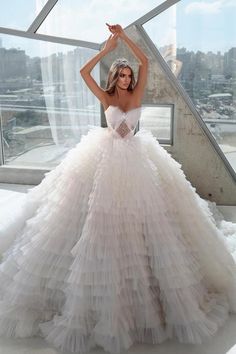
left=0, top=0, right=48, bottom=30
left=1, top=0, right=235, bottom=176
left=139, top=105, right=173, bottom=144
left=143, top=0, right=236, bottom=172
left=0, top=34, right=100, bottom=168
left=37, top=0, right=165, bottom=42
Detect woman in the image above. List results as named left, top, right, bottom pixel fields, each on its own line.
left=0, top=24, right=236, bottom=354
left=80, top=24, right=148, bottom=118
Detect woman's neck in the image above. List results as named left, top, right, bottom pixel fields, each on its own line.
left=115, top=86, right=130, bottom=98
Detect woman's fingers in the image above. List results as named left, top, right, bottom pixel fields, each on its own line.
left=104, top=32, right=118, bottom=52
left=107, top=33, right=118, bottom=43
left=109, top=33, right=118, bottom=42
left=106, top=23, right=122, bottom=34
left=105, top=34, right=112, bottom=44
left=106, top=23, right=114, bottom=32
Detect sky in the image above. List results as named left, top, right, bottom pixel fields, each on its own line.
left=0, top=0, right=236, bottom=57
left=177, top=0, right=236, bottom=52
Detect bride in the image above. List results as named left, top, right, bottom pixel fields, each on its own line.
left=0, top=23, right=236, bottom=354
left=80, top=24, right=147, bottom=120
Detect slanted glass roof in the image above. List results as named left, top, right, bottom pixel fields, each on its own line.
left=37, top=0, right=165, bottom=42
left=143, top=0, right=236, bottom=173
left=0, top=0, right=48, bottom=30
left=0, top=0, right=235, bottom=186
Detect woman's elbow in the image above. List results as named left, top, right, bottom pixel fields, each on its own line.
left=80, top=68, right=88, bottom=80
left=80, top=67, right=92, bottom=78
left=141, top=56, right=148, bottom=66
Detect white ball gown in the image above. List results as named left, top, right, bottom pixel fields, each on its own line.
left=0, top=105, right=236, bottom=354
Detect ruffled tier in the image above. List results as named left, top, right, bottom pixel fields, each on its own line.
left=137, top=129, right=236, bottom=306
left=0, top=126, right=235, bottom=353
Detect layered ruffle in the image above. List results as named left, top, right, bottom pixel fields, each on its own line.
left=0, top=126, right=235, bottom=353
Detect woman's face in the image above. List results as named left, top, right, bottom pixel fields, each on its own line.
left=116, top=67, right=132, bottom=90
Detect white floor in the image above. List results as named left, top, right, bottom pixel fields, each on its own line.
left=0, top=183, right=236, bottom=354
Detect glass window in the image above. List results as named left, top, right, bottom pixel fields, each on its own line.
left=0, top=33, right=100, bottom=169
left=38, top=0, right=166, bottom=42
left=143, top=0, right=236, bottom=173
left=0, top=0, right=48, bottom=30
left=139, top=105, right=173, bottom=144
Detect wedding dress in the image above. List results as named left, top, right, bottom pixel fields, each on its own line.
left=0, top=105, right=236, bottom=354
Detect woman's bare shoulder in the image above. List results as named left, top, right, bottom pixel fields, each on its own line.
left=102, top=92, right=113, bottom=111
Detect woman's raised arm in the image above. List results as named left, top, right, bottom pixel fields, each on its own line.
left=80, top=33, right=118, bottom=104
left=106, top=24, right=148, bottom=99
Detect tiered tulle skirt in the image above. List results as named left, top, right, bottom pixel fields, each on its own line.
left=0, top=126, right=236, bottom=353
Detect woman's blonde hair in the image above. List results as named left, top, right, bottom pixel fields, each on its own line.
left=105, top=58, right=135, bottom=95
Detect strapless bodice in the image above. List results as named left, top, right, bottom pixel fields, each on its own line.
left=105, top=105, right=142, bottom=139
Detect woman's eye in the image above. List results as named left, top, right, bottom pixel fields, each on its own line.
left=119, top=73, right=131, bottom=78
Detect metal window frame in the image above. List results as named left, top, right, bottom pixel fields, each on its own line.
left=0, top=27, right=100, bottom=49
left=28, top=0, right=59, bottom=33
left=137, top=24, right=236, bottom=181
left=0, top=114, right=4, bottom=165
left=138, top=103, right=174, bottom=145
left=126, top=0, right=181, bottom=28
left=0, top=0, right=179, bottom=49
left=0, top=0, right=235, bottom=183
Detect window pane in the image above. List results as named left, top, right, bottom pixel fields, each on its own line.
left=139, top=105, right=173, bottom=143
left=143, top=0, right=236, bottom=173
left=0, top=34, right=100, bottom=169
left=38, top=0, right=166, bottom=42
left=0, top=0, right=48, bottom=30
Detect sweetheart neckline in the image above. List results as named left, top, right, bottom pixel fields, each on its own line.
left=104, top=105, right=142, bottom=114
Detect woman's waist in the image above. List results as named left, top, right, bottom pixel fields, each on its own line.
left=107, top=126, right=135, bottom=140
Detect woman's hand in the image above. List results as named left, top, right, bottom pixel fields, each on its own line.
left=106, top=23, right=126, bottom=39
left=102, top=33, right=119, bottom=53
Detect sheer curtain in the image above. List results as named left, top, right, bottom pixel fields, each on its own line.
left=36, top=0, right=100, bottom=148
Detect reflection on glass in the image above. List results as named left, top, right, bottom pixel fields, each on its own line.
left=205, top=120, right=236, bottom=169
left=143, top=0, right=236, bottom=172
left=0, top=34, right=100, bottom=168
left=0, top=0, right=47, bottom=30
left=139, top=105, right=173, bottom=143
left=38, top=0, right=165, bottom=42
